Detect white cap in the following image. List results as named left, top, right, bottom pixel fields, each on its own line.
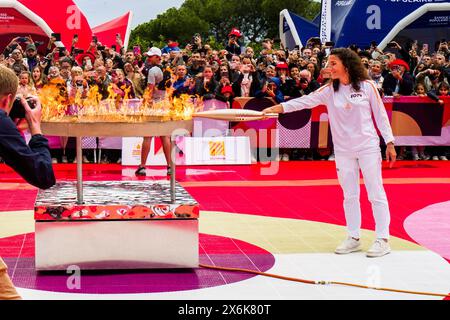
left=145, top=47, right=162, bottom=57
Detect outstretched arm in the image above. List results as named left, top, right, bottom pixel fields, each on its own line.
left=262, top=84, right=330, bottom=115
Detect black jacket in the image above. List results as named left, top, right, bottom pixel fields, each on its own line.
left=193, top=78, right=220, bottom=101
left=0, top=110, right=56, bottom=189
left=382, top=72, right=414, bottom=96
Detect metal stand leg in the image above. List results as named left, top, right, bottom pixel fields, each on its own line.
left=76, top=137, right=84, bottom=204
left=170, top=136, right=176, bottom=203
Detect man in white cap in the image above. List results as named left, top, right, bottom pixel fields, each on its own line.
left=136, top=47, right=172, bottom=176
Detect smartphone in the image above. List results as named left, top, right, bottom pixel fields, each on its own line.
left=133, top=46, right=141, bottom=55
left=325, top=41, right=335, bottom=47
left=17, top=37, right=29, bottom=43
left=51, top=33, right=61, bottom=42
left=423, top=43, right=429, bottom=51
left=92, top=35, right=98, bottom=43
left=111, top=45, right=117, bottom=51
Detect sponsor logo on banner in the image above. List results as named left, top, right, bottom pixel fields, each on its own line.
left=209, top=141, right=226, bottom=160
left=132, top=144, right=142, bottom=157
left=0, top=12, right=15, bottom=23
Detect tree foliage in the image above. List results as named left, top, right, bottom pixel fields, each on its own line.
left=129, top=0, right=320, bottom=49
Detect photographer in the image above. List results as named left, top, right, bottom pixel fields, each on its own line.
left=186, top=33, right=206, bottom=56
left=382, top=59, right=414, bottom=97
left=0, top=66, right=56, bottom=300
left=225, top=29, right=243, bottom=57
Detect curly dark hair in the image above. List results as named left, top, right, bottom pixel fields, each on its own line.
left=330, top=48, right=369, bottom=92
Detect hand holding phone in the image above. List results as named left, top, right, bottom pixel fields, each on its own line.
left=133, top=46, right=141, bottom=55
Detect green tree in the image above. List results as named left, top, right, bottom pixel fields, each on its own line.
left=262, top=0, right=321, bottom=39
left=129, top=0, right=320, bottom=49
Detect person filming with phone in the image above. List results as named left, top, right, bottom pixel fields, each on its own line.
left=0, top=66, right=56, bottom=300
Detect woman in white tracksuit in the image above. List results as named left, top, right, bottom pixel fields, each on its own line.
left=263, top=48, right=397, bottom=258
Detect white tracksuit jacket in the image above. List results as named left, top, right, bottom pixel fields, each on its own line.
left=281, top=80, right=395, bottom=155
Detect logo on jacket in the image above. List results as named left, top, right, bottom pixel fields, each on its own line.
left=350, top=93, right=363, bottom=99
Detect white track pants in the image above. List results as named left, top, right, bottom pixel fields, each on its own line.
left=335, top=152, right=391, bottom=239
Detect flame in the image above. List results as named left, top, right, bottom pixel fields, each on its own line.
left=40, top=75, right=203, bottom=123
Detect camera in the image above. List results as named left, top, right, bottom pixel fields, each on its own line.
left=9, top=97, right=36, bottom=120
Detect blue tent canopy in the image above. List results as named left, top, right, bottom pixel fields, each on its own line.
left=280, top=9, right=319, bottom=50
left=281, top=1, right=450, bottom=51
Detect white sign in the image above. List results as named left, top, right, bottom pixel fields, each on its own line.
left=122, top=136, right=251, bottom=166
left=184, top=137, right=251, bottom=166
left=122, top=137, right=171, bottom=166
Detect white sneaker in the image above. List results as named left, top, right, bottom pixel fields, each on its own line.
left=412, top=154, right=420, bottom=161
left=366, top=239, right=391, bottom=258
left=328, top=154, right=335, bottom=161
left=51, top=158, right=58, bottom=164
left=439, top=156, right=448, bottom=161
left=432, top=156, right=439, bottom=161
left=335, top=237, right=361, bottom=255
left=281, top=153, right=289, bottom=161
left=82, top=156, right=90, bottom=164
left=420, top=153, right=430, bottom=160
left=62, top=156, right=68, bottom=164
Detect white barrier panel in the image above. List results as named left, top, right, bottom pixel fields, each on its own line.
left=122, top=137, right=171, bottom=166
left=193, top=99, right=229, bottom=137
left=122, top=136, right=251, bottom=166
left=184, top=137, right=251, bottom=165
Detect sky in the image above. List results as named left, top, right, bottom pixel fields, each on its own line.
left=74, top=0, right=322, bottom=30
left=73, top=0, right=185, bottom=29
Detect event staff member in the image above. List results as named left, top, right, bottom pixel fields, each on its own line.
left=0, top=66, right=56, bottom=300
left=135, top=47, right=172, bottom=176
left=263, top=48, right=397, bottom=258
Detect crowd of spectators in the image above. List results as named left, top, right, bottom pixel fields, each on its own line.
left=1, top=30, right=449, bottom=163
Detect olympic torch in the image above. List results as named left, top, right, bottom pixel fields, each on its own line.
left=193, top=109, right=279, bottom=122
